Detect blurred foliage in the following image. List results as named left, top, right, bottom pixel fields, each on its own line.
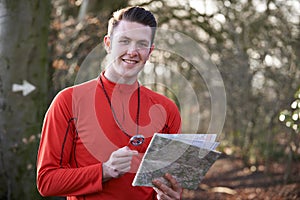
left=279, top=88, right=300, bottom=134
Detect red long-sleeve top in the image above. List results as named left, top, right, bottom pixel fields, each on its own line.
left=36, top=73, right=181, bottom=200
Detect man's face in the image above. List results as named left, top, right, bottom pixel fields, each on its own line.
left=104, top=20, right=154, bottom=82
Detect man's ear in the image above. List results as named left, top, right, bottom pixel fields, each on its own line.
left=103, top=35, right=111, bottom=53
left=149, top=44, right=155, bottom=54
left=147, top=44, right=155, bottom=58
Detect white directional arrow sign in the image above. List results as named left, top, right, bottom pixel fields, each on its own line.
left=12, top=80, right=36, bottom=96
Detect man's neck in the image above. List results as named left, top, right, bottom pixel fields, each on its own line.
left=103, top=68, right=137, bottom=85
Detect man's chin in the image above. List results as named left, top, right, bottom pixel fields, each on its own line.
left=120, top=69, right=142, bottom=81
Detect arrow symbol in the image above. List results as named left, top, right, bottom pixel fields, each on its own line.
left=12, top=80, right=36, bottom=96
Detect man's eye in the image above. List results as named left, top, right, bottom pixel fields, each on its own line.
left=137, top=42, right=149, bottom=48
left=119, top=40, right=129, bottom=44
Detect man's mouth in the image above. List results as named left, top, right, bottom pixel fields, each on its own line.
left=122, top=59, right=139, bottom=64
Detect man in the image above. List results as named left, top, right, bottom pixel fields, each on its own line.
left=37, top=6, right=182, bottom=200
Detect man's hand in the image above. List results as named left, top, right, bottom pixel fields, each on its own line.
left=102, top=146, right=138, bottom=181
left=152, top=173, right=182, bottom=200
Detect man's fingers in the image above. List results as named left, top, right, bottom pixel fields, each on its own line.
left=103, top=146, right=138, bottom=179
left=110, top=156, right=133, bottom=165
left=118, top=165, right=131, bottom=174
left=164, top=173, right=181, bottom=192
left=152, top=174, right=182, bottom=200
left=153, top=179, right=174, bottom=196
left=153, top=187, right=172, bottom=200
left=116, top=161, right=132, bottom=171
left=113, top=146, right=138, bottom=157
left=153, top=187, right=162, bottom=198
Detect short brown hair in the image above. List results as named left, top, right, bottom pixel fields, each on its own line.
left=107, top=6, right=157, bottom=44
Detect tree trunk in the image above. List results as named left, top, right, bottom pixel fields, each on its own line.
left=0, top=0, right=50, bottom=199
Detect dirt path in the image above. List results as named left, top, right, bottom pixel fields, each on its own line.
left=182, top=155, right=300, bottom=200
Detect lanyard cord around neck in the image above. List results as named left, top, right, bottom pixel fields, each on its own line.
left=99, top=76, right=140, bottom=138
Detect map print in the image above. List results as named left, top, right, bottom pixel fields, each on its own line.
left=132, top=133, right=221, bottom=190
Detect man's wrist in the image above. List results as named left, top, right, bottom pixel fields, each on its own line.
left=102, top=163, right=119, bottom=182
left=102, top=163, right=112, bottom=182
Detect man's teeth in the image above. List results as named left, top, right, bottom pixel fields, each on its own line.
left=123, top=59, right=138, bottom=64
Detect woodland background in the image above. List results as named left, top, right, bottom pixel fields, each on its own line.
left=0, top=0, right=299, bottom=199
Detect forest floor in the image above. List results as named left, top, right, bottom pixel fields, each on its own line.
left=181, top=154, right=300, bottom=200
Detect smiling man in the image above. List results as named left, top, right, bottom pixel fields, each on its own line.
left=104, top=20, right=154, bottom=84
left=37, top=6, right=182, bottom=200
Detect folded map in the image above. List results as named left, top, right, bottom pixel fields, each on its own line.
left=132, top=133, right=221, bottom=190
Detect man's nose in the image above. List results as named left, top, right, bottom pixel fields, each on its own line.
left=127, top=43, right=139, bottom=56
